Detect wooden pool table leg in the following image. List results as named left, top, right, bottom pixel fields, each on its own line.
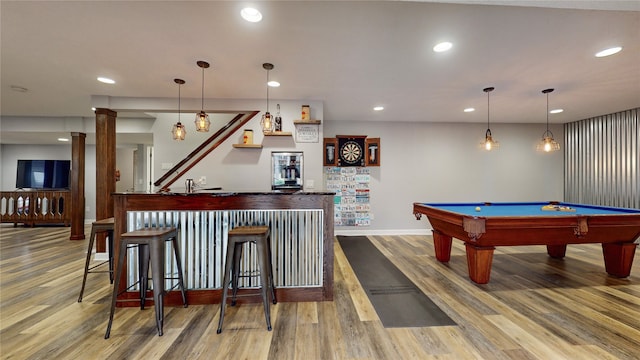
left=602, top=242, right=637, bottom=278
left=465, top=244, right=495, bottom=284
left=432, top=230, right=452, bottom=262
left=546, top=244, right=567, bottom=258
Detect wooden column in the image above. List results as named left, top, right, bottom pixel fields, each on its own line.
left=69, top=132, right=86, bottom=240
left=95, top=108, right=117, bottom=252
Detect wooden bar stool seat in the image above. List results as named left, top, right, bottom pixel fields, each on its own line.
left=105, top=227, right=187, bottom=339
left=217, top=225, right=276, bottom=333
left=78, top=217, right=114, bottom=302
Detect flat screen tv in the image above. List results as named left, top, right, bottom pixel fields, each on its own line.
left=15, top=160, right=71, bottom=189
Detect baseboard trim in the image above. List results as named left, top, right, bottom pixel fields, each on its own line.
left=334, top=228, right=431, bottom=236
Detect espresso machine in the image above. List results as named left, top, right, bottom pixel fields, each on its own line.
left=271, top=152, right=303, bottom=190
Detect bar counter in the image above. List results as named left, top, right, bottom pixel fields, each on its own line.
left=113, top=190, right=335, bottom=306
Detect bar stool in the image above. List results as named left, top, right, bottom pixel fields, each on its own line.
left=78, top=217, right=115, bottom=302
left=105, top=227, right=187, bottom=339
left=217, top=225, right=276, bottom=333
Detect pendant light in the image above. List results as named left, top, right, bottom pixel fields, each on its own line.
left=260, top=63, right=274, bottom=134
left=195, top=61, right=211, bottom=132
left=172, top=78, right=186, bottom=141
left=481, top=87, right=499, bottom=150
left=536, top=88, right=560, bottom=152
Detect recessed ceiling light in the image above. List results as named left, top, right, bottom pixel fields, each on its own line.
left=373, top=106, right=384, bottom=111
left=58, top=138, right=69, bottom=142
left=595, top=46, right=622, bottom=57
left=241, top=7, right=262, bottom=22
left=550, top=108, right=564, bottom=114
left=267, top=80, right=280, bottom=87
left=97, top=77, right=115, bottom=84
left=433, top=42, right=453, bottom=53
left=464, top=107, right=475, bottom=112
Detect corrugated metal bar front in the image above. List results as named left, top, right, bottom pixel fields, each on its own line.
left=124, top=209, right=324, bottom=291
left=564, top=108, right=639, bottom=209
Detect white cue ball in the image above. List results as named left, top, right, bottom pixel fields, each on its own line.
left=475, top=206, right=481, bottom=211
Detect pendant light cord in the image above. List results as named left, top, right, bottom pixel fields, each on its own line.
left=262, top=63, right=274, bottom=114
left=542, top=88, right=554, bottom=135
left=487, top=90, right=490, bottom=130
left=201, top=67, right=205, bottom=111
left=483, top=87, right=494, bottom=132
left=546, top=91, right=549, bottom=132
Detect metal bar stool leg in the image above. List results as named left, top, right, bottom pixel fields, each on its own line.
left=139, top=244, right=150, bottom=310
left=107, top=229, right=114, bottom=283
left=256, top=239, right=272, bottom=331
left=267, top=233, right=277, bottom=305
left=105, top=238, right=129, bottom=339
left=78, top=224, right=98, bottom=302
left=231, top=242, right=243, bottom=306
left=149, top=237, right=166, bottom=336
left=79, top=219, right=115, bottom=302
left=170, top=236, right=188, bottom=307
left=217, top=238, right=236, bottom=334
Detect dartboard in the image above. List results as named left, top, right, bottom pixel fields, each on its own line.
left=338, top=139, right=364, bottom=166
left=341, top=141, right=361, bottom=163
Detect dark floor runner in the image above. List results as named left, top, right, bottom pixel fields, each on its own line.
left=337, top=235, right=456, bottom=328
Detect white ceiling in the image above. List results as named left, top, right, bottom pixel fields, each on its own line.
left=1, top=1, right=639, bottom=144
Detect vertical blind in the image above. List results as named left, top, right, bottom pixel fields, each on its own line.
left=564, top=108, right=639, bottom=209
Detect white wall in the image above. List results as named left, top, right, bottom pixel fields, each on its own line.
left=1, top=111, right=563, bottom=232
left=151, top=100, right=325, bottom=192
left=324, top=121, right=564, bottom=234
left=116, top=147, right=135, bottom=192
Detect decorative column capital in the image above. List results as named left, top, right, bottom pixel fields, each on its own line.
left=95, top=108, right=118, bottom=117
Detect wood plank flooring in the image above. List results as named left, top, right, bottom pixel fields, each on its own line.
left=1, top=225, right=639, bottom=359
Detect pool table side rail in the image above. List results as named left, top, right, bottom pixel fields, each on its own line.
left=413, top=202, right=640, bottom=247
left=413, top=202, right=640, bottom=284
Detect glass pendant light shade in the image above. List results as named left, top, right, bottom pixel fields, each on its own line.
left=195, top=111, right=210, bottom=132
left=537, top=131, right=560, bottom=152
left=261, top=112, right=273, bottom=133
left=172, top=122, right=186, bottom=140
left=172, top=78, right=186, bottom=140
left=261, top=63, right=275, bottom=133
left=537, top=88, right=560, bottom=152
left=195, top=61, right=211, bottom=132
left=480, top=87, right=499, bottom=150
left=483, top=129, right=499, bottom=150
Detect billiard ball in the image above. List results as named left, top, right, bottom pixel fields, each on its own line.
left=475, top=206, right=481, bottom=212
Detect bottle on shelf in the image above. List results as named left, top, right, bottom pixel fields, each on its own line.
left=275, top=104, right=282, bottom=132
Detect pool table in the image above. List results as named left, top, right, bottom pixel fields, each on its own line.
left=413, top=201, right=640, bottom=284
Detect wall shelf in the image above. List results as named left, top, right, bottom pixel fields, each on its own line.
left=232, top=144, right=263, bottom=149
left=264, top=131, right=292, bottom=136
left=293, top=120, right=322, bottom=125
left=233, top=131, right=292, bottom=147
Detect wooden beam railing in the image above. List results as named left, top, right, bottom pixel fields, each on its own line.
left=0, top=190, right=71, bottom=227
